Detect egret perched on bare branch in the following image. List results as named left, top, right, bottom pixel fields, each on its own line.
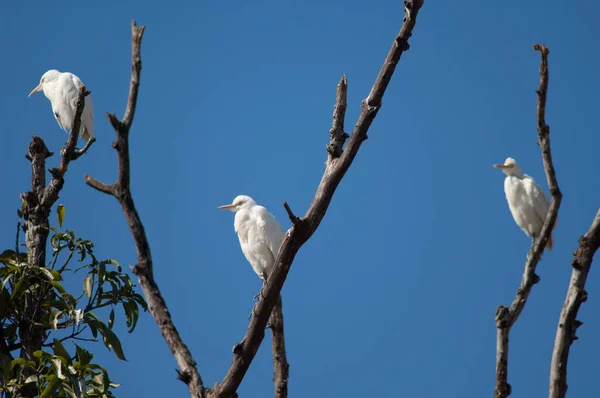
left=218, top=195, right=285, bottom=295
left=494, top=157, right=555, bottom=251
left=29, top=70, right=94, bottom=143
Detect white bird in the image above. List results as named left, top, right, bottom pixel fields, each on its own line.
left=494, top=157, right=555, bottom=251
left=29, top=69, right=94, bottom=143
left=218, top=195, right=285, bottom=291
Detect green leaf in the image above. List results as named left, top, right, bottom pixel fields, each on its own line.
left=86, top=316, right=127, bottom=361
left=49, top=310, right=63, bottom=331
left=34, top=350, right=47, bottom=359
left=46, top=268, right=63, bottom=281
left=123, top=300, right=140, bottom=333
left=98, top=261, right=106, bottom=283
left=109, top=259, right=121, bottom=271
left=50, top=280, right=66, bottom=295
left=1, top=274, right=13, bottom=291
left=62, top=383, right=77, bottom=398
left=109, top=280, right=119, bottom=304
left=57, top=204, right=66, bottom=228
left=39, top=267, right=55, bottom=281
left=89, top=322, right=98, bottom=340
left=4, top=357, right=26, bottom=380
left=7, top=357, right=27, bottom=370
left=84, top=275, right=92, bottom=297
left=132, top=293, right=148, bottom=311
left=24, top=374, right=39, bottom=384
left=85, top=364, right=110, bottom=392
left=108, top=308, right=115, bottom=329
left=39, top=374, right=61, bottom=398
left=62, top=293, right=77, bottom=309
left=43, top=299, right=68, bottom=311
left=52, top=339, right=72, bottom=365
left=75, top=344, right=93, bottom=366
left=101, top=325, right=127, bottom=361
left=11, top=277, right=29, bottom=300
left=50, top=357, right=66, bottom=380
left=0, top=250, right=18, bottom=266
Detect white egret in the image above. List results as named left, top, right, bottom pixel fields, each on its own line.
left=494, top=157, right=555, bottom=251
left=29, top=69, right=94, bottom=143
left=218, top=195, right=285, bottom=292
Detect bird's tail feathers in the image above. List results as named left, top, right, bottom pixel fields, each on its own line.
left=546, top=216, right=558, bottom=251
left=546, top=233, right=554, bottom=252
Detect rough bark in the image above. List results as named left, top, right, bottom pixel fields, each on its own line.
left=269, top=296, right=288, bottom=398
left=494, top=44, right=562, bottom=398
left=209, top=2, right=425, bottom=396
left=85, top=21, right=206, bottom=398
left=549, top=211, right=600, bottom=397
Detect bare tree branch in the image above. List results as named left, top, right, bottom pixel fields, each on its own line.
left=326, top=75, right=348, bottom=159
left=268, top=296, right=288, bottom=398
left=549, top=211, right=600, bottom=397
left=494, top=43, right=562, bottom=398
left=209, top=2, right=425, bottom=396
left=84, top=21, right=206, bottom=398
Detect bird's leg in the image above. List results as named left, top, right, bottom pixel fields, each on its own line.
left=253, top=278, right=267, bottom=301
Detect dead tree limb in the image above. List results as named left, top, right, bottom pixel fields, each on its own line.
left=494, top=44, right=562, bottom=398
left=84, top=21, right=206, bottom=398
left=209, top=1, right=425, bottom=396
left=268, top=296, right=288, bottom=398
left=549, top=211, right=600, bottom=398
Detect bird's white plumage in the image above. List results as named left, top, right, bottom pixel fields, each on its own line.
left=494, top=157, right=555, bottom=251
left=219, top=195, right=285, bottom=281
left=29, top=69, right=94, bottom=142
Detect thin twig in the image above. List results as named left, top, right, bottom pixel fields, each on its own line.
left=282, top=202, right=299, bottom=225
left=84, top=21, right=206, bottom=398
left=210, top=2, right=425, bottom=396
left=549, top=210, right=600, bottom=398
left=493, top=43, right=562, bottom=398
left=72, top=137, right=97, bottom=160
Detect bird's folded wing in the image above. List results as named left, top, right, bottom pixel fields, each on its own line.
left=255, top=207, right=286, bottom=259
left=525, top=178, right=551, bottom=224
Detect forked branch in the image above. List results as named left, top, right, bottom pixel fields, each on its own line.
left=84, top=21, right=206, bottom=398
left=494, top=44, right=562, bottom=398
left=209, top=1, right=425, bottom=396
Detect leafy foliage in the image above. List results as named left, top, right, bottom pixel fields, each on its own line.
left=0, top=209, right=147, bottom=397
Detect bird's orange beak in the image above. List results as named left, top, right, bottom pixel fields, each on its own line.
left=28, top=83, right=43, bottom=97
left=493, top=163, right=513, bottom=169
left=218, top=204, right=235, bottom=210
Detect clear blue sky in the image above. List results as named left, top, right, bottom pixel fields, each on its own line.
left=1, top=0, right=600, bottom=396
